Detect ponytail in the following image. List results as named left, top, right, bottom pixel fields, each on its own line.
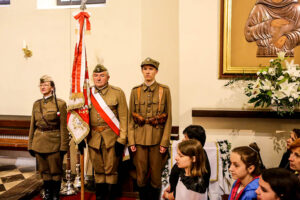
left=50, top=81, right=60, bottom=117
left=249, top=142, right=265, bottom=170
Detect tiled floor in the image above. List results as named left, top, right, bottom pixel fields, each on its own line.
left=0, top=165, right=36, bottom=195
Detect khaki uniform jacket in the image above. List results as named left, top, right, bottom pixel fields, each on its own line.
left=28, top=96, right=69, bottom=153
left=128, top=81, right=172, bottom=147
left=87, top=85, right=128, bottom=150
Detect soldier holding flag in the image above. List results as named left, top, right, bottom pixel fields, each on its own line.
left=66, top=3, right=128, bottom=199
left=82, top=64, right=128, bottom=200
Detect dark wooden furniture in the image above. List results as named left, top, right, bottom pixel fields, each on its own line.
left=0, top=115, right=31, bottom=150
left=192, top=108, right=300, bottom=119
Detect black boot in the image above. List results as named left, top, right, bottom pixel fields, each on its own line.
left=137, top=186, right=148, bottom=200
left=52, top=181, right=61, bottom=200
left=95, top=183, right=108, bottom=200
left=42, top=180, right=52, bottom=200
left=106, top=184, right=117, bottom=200
left=149, top=186, right=161, bottom=200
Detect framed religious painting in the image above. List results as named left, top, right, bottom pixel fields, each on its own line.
left=219, top=0, right=300, bottom=79
left=0, top=0, right=10, bottom=5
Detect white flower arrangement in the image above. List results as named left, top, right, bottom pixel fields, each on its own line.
left=245, top=52, right=300, bottom=114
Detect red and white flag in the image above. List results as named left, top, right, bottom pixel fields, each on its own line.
left=67, top=11, right=91, bottom=144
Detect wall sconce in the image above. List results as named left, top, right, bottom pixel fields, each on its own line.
left=22, top=40, right=32, bottom=58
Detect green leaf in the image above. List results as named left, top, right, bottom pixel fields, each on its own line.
left=254, top=100, right=262, bottom=107
left=248, top=97, right=259, bottom=103
left=278, top=77, right=287, bottom=84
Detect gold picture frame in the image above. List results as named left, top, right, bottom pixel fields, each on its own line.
left=219, top=0, right=300, bottom=79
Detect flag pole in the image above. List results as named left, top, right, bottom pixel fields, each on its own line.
left=80, top=153, right=85, bottom=200
left=67, top=1, right=90, bottom=200
left=80, top=3, right=87, bottom=199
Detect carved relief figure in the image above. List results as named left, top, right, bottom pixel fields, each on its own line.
left=245, top=0, right=300, bottom=57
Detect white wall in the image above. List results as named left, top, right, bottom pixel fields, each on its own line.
left=0, top=0, right=297, bottom=169
left=0, top=0, right=179, bottom=125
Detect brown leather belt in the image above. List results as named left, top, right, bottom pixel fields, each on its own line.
left=37, top=127, right=59, bottom=132
left=145, top=119, right=154, bottom=124
left=92, top=126, right=108, bottom=132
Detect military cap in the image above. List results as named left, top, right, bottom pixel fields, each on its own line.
left=40, top=75, right=53, bottom=83
left=141, top=57, right=159, bottom=69
left=93, top=64, right=107, bottom=73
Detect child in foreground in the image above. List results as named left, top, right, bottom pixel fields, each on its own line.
left=228, top=144, right=263, bottom=200
left=163, top=139, right=209, bottom=200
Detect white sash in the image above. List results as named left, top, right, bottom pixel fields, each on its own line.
left=91, top=87, right=120, bottom=133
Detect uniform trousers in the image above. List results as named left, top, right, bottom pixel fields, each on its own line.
left=35, top=152, right=63, bottom=181
left=134, top=145, right=164, bottom=188
left=89, top=141, right=119, bottom=184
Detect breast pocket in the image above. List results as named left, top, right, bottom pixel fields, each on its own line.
left=107, top=100, right=118, bottom=116
left=159, top=94, right=167, bottom=113
left=152, top=98, right=159, bottom=114
left=135, top=100, right=145, bottom=114
left=153, top=98, right=165, bottom=114
left=45, top=108, right=58, bottom=122
left=33, top=109, right=42, bottom=121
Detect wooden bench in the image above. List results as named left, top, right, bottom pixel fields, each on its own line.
left=0, top=115, right=30, bottom=151
left=0, top=115, right=179, bottom=151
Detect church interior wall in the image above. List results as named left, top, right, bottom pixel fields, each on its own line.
left=0, top=0, right=296, bottom=170
left=0, top=0, right=179, bottom=125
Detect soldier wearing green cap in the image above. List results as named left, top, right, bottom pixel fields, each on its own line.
left=28, top=75, right=69, bottom=200
left=128, top=57, right=172, bottom=200
left=80, top=64, right=128, bottom=200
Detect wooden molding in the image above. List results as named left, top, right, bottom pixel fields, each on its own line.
left=192, top=108, right=300, bottom=119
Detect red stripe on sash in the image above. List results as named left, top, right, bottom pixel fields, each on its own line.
left=90, top=92, right=120, bottom=136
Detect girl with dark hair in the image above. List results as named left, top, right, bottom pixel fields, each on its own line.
left=279, top=129, right=300, bottom=170
left=256, top=168, right=300, bottom=200
left=228, top=144, right=262, bottom=200
left=163, top=139, right=209, bottom=200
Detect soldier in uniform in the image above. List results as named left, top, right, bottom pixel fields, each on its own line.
left=80, top=64, right=128, bottom=200
left=28, top=75, right=69, bottom=200
left=128, top=57, right=172, bottom=200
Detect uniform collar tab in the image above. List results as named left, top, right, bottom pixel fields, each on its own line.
left=95, top=84, right=109, bottom=95
left=142, top=81, right=157, bottom=91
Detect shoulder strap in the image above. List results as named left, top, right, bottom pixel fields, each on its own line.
left=158, top=86, right=163, bottom=113
left=137, top=87, right=141, bottom=113
left=137, top=87, right=141, bottom=102
left=39, top=100, right=50, bottom=126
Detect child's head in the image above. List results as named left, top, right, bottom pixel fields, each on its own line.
left=175, top=139, right=207, bottom=177
left=182, top=125, right=206, bottom=147
left=289, top=138, right=300, bottom=173
left=229, top=144, right=261, bottom=181
left=256, top=168, right=300, bottom=200
left=287, top=129, right=300, bottom=149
